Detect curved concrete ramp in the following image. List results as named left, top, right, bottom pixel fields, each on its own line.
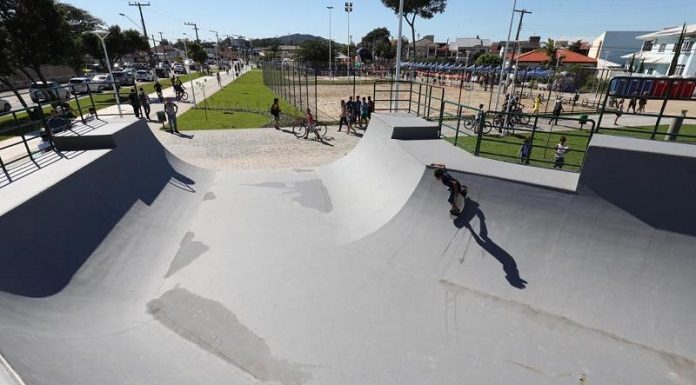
left=0, top=115, right=694, bottom=385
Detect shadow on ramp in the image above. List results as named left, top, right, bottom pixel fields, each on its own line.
left=0, top=121, right=203, bottom=298
left=454, top=198, right=528, bottom=289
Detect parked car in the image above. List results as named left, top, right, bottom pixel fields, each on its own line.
left=91, top=74, right=113, bottom=90
left=173, top=64, right=187, bottom=74
left=68, top=77, right=101, bottom=94
left=0, top=98, right=10, bottom=113
left=135, top=70, right=155, bottom=82
left=112, top=70, right=135, bottom=87
left=29, top=82, right=71, bottom=103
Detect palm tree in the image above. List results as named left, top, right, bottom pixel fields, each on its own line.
left=541, top=38, right=558, bottom=68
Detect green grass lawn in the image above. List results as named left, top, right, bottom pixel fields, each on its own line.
left=0, top=72, right=206, bottom=139
left=178, top=70, right=302, bottom=130
left=445, top=128, right=593, bottom=172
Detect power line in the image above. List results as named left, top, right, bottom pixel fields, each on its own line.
left=184, top=22, right=200, bottom=43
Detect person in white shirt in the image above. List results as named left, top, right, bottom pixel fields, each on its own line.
left=553, top=136, right=569, bottom=169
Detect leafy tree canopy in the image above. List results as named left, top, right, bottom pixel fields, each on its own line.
left=381, top=0, right=447, bottom=61
left=475, top=52, right=502, bottom=66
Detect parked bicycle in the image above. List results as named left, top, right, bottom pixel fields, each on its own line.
left=462, top=115, right=492, bottom=134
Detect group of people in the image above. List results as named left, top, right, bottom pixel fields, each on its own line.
left=612, top=91, right=648, bottom=125
left=338, top=95, right=374, bottom=134
left=127, top=86, right=180, bottom=134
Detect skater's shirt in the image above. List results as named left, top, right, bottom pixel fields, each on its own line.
left=440, top=172, right=458, bottom=188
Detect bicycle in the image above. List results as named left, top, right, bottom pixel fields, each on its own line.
left=292, top=118, right=327, bottom=140
left=462, top=115, right=492, bottom=134
left=174, top=85, right=189, bottom=102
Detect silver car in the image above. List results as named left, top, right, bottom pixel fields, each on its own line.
left=135, top=70, right=154, bottom=82
left=0, top=98, right=10, bottom=113
left=29, top=82, right=71, bottom=103
left=69, top=77, right=101, bottom=94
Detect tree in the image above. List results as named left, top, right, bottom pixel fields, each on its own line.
left=0, top=0, right=76, bottom=83
left=475, top=52, right=502, bottom=66
left=568, top=39, right=583, bottom=53
left=361, top=27, right=394, bottom=61
left=187, top=42, right=208, bottom=64
left=82, top=25, right=149, bottom=68
left=296, top=39, right=334, bottom=65
left=541, top=38, right=559, bottom=67
left=0, top=24, right=32, bottom=111
left=381, top=0, right=447, bottom=61
left=56, top=3, right=104, bottom=75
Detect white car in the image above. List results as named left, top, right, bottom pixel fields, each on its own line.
left=29, top=81, right=71, bottom=103
left=135, top=70, right=154, bottom=82
left=92, top=74, right=114, bottom=90
left=0, top=98, right=10, bottom=113
left=68, top=77, right=101, bottom=94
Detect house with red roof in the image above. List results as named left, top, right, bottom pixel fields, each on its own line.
left=509, top=48, right=597, bottom=68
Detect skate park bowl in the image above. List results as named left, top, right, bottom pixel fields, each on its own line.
left=0, top=113, right=694, bottom=385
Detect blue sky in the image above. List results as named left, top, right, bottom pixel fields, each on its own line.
left=65, top=0, right=693, bottom=45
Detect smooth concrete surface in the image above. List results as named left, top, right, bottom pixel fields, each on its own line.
left=0, top=114, right=694, bottom=385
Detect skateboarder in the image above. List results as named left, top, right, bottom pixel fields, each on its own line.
left=432, top=164, right=468, bottom=215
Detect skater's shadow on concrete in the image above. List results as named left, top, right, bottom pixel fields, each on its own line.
left=454, top=199, right=527, bottom=289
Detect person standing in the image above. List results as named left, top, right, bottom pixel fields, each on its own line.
left=549, top=98, right=563, bottom=126
left=553, top=136, right=569, bottom=169
left=216, top=72, right=222, bottom=87
left=367, top=96, right=374, bottom=120
left=637, top=92, right=648, bottom=113
left=338, top=99, right=348, bottom=132
left=627, top=92, right=638, bottom=113
left=532, top=94, right=542, bottom=114
left=360, top=97, right=369, bottom=127
left=270, top=98, right=281, bottom=130
left=154, top=81, right=163, bottom=103
left=128, top=88, right=141, bottom=118
left=164, top=98, right=179, bottom=134
left=138, top=87, right=151, bottom=120
left=614, top=99, right=624, bottom=125
left=518, top=137, right=532, bottom=165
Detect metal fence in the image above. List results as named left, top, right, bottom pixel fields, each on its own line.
left=261, top=62, right=321, bottom=121
left=0, top=82, right=118, bottom=185
left=372, top=80, right=445, bottom=123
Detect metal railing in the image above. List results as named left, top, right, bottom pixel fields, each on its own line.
left=0, top=83, right=110, bottom=184
left=372, top=80, right=445, bottom=123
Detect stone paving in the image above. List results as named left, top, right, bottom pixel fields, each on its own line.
left=151, top=125, right=360, bottom=170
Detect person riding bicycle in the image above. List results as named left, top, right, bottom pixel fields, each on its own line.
left=154, top=81, right=163, bottom=103
left=173, top=77, right=184, bottom=100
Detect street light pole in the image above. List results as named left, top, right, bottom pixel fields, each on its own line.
left=394, top=0, right=405, bottom=110
left=159, top=32, right=168, bottom=62
left=327, top=6, right=333, bottom=79
left=88, top=30, right=122, bottom=117
left=345, top=2, right=352, bottom=82
left=183, top=33, right=190, bottom=60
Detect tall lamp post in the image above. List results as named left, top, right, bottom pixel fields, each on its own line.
left=210, top=30, right=221, bottom=66
left=345, top=2, right=352, bottom=81
left=87, top=30, right=122, bottom=117
left=327, top=6, right=334, bottom=78
left=182, top=33, right=190, bottom=60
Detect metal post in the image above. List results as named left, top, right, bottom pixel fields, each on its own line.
left=89, top=30, right=122, bottom=117
left=454, top=105, right=462, bottom=146
left=494, top=0, right=517, bottom=112
left=327, top=6, right=333, bottom=78
left=394, top=0, right=405, bottom=110
left=651, top=79, right=673, bottom=140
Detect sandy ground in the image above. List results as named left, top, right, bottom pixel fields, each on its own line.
left=313, top=78, right=694, bottom=121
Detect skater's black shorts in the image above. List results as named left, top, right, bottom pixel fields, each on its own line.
left=447, top=182, right=467, bottom=204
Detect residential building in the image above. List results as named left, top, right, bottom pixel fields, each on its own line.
left=490, top=36, right=541, bottom=56
left=588, top=31, right=652, bottom=66
left=411, top=35, right=448, bottom=59
left=624, top=24, right=696, bottom=76
left=511, top=48, right=597, bottom=68
left=448, top=36, right=491, bottom=64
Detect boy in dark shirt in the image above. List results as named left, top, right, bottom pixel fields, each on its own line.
left=432, top=165, right=468, bottom=215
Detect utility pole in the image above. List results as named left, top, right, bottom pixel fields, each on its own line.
left=327, top=6, right=333, bottom=78
left=158, top=32, right=168, bottom=62
left=127, top=2, right=154, bottom=68
left=504, top=8, right=532, bottom=127
left=184, top=22, right=200, bottom=42
left=494, top=0, right=517, bottom=113
left=210, top=30, right=220, bottom=65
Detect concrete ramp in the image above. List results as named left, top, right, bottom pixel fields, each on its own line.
left=0, top=115, right=694, bottom=385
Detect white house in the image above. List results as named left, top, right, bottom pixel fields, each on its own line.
left=588, top=31, right=651, bottom=65
left=623, top=24, right=696, bottom=76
